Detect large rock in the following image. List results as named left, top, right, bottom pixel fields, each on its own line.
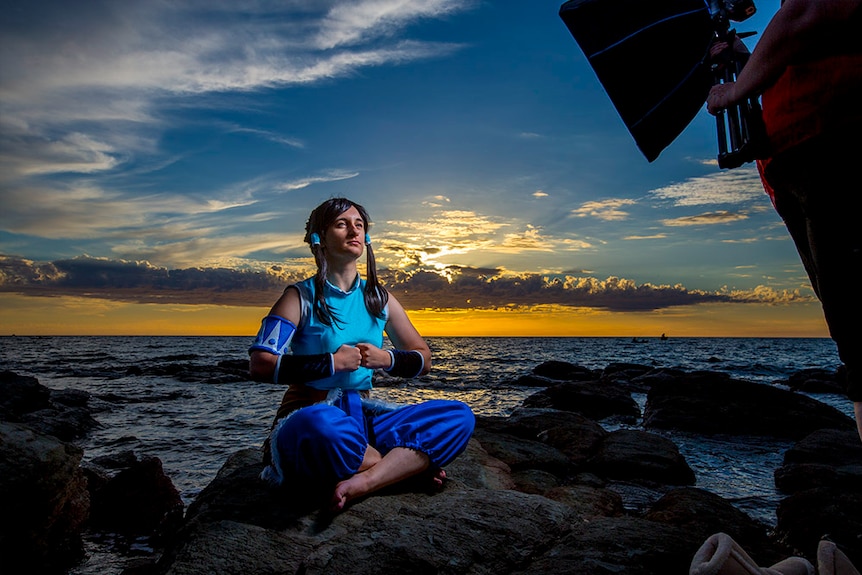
left=643, top=374, right=854, bottom=438
left=773, top=428, right=862, bottom=566
left=88, top=454, right=185, bottom=536
left=154, top=420, right=807, bottom=575
left=589, top=429, right=696, bottom=486
left=522, top=380, right=641, bottom=421
left=0, top=371, right=99, bottom=441
left=478, top=407, right=608, bottom=466
left=0, top=420, right=90, bottom=574
left=531, top=360, right=599, bottom=381
left=158, top=447, right=579, bottom=575
left=0, top=371, right=51, bottom=417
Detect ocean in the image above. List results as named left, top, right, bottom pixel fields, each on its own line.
left=0, top=335, right=852, bottom=573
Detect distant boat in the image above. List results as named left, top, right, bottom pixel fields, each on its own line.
left=631, top=337, right=649, bottom=344
left=660, top=333, right=668, bottom=341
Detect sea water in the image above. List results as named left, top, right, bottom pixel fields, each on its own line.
left=0, top=336, right=851, bottom=572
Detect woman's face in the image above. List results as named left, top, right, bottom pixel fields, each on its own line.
left=323, top=205, right=366, bottom=261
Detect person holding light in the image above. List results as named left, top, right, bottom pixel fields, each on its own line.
left=707, top=0, right=862, bottom=442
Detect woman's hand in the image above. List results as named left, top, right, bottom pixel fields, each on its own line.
left=355, top=343, right=393, bottom=370
left=332, top=344, right=362, bottom=372
left=707, top=82, right=739, bottom=115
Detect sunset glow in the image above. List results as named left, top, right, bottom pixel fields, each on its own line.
left=1, top=0, right=825, bottom=339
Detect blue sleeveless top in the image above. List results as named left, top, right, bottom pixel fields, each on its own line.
left=290, top=275, right=387, bottom=391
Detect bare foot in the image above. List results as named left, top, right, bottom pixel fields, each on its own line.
left=330, top=473, right=371, bottom=512
left=430, top=468, right=446, bottom=489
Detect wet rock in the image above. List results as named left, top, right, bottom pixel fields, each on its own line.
left=478, top=407, right=607, bottom=465
left=511, top=373, right=563, bottom=387
left=0, top=371, right=99, bottom=441
left=783, top=367, right=847, bottom=395
left=643, top=373, right=853, bottom=439
left=522, top=380, right=641, bottom=422
left=88, top=455, right=184, bottom=537
left=601, top=362, right=654, bottom=381
left=645, top=487, right=787, bottom=564
left=472, top=429, right=572, bottom=477
left=589, top=429, right=696, bottom=486
left=0, top=421, right=89, bottom=574
left=773, top=428, right=862, bottom=566
left=544, top=484, right=624, bottom=518
left=531, top=360, right=598, bottom=381
left=0, top=370, right=51, bottom=419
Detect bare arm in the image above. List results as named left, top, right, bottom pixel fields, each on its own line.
left=708, top=0, right=861, bottom=113
left=248, top=287, right=302, bottom=382
left=249, top=287, right=363, bottom=382
left=378, top=293, right=432, bottom=375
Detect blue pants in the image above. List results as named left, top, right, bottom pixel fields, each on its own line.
left=269, top=390, right=475, bottom=485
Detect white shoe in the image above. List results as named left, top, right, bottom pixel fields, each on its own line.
left=818, top=540, right=860, bottom=575
left=690, top=532, right=814, bottom=575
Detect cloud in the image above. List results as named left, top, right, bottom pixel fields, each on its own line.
left=378, top=210, right=593, bottom=271
left=0, top=180, right=259, bottom=241
left=314, top=0, right=474, bottom=50
left=569, top=199, right=636, bottom=222
left=623, top=233, right=667, bottom=240
left=0, top=255, right=816, bottom=312
left=0, top=0, right=477, bottom=280
left=662, top=211, right=749, bottom=227
left=276, top=171, right=360, bottom=191
left=648, top=165, right=765, bottom=206
left=499, top=226, right=555, bottom=252
left=227, top=127, right=305, bottom=149
left=0, top=0, right=475, bottom=244
left=0, top=254, right=301, bottom=307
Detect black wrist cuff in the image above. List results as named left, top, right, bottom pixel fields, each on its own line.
left=385, top=349, right=425, bottom=378
left=276, top=353, right=334, bottom=385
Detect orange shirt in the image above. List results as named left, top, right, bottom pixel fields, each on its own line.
left=760, top=53, right=862, bottom=157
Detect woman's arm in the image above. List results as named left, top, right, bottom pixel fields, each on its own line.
left=248, top=287, right=302, bottom=382
left=380, top=293, right=432, bottom=375
left=707, top=0, right=861, bottom=113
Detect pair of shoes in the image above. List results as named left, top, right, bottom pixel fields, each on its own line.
left=690, top=532, right=814, bottom=575
left=818, top=540, right=860, bottom=575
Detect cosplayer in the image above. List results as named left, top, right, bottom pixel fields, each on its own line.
left=248, top=197, right=475, bottom=511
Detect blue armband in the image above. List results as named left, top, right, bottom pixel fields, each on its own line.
left=385, top=349, right=425, bottom=378
left=249, top=315, right=296, bottom=356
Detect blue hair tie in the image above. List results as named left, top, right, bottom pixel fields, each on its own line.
left=310, top=233, right=321, bottom=246
left=365, top=233, right=371, bottom=245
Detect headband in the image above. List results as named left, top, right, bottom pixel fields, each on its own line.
left=310, top=233, right=321, bottom=246
left=365, top=233, right=371, bottom=245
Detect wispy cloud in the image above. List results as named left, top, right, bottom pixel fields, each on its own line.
left=314, top=0, right=474, bottom=50
left=276, top=171, right=360, bottom=191
left=569, top=199, right=636, bottom=221
left=648, top=165, right=765, bottom=206
left=662, top=211, right=749, bottom=227
left=0, top=0, right=474, bottom=244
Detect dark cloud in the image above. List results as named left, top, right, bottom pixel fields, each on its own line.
left=0, top=255, right=296, bottom=306
left=381, top=269, right=734, bottom=312
left=0, top=255, right=809, bottom=312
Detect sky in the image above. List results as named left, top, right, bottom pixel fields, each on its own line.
left=0, top=0, right=830, bottom=338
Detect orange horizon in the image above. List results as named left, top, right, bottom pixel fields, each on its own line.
left=0, top=293, right=830, bottom=338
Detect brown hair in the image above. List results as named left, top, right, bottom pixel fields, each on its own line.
left=304, top=197, right=388, bottom=326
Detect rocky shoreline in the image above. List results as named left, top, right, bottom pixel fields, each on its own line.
left=1, top=361, right=860, bottom=574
